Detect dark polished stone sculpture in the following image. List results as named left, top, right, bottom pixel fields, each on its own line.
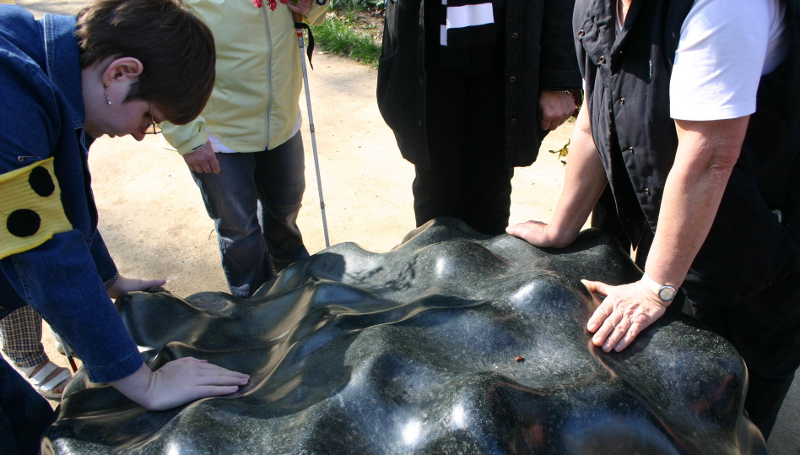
left=44, top=218, right=766, bottom=454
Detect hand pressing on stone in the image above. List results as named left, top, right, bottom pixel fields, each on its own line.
left=582, top=279, right=669, bottom=353
left=107, top=275, right=167, bottom=300
left=112, top=358, right=249, bottom=411
left=506, top=220, right=578, bottom=249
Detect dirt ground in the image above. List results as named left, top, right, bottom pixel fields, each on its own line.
left=8, top=1, right=799, bottom=452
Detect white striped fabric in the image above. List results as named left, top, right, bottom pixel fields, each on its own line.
left=439, top=0, right=495, bottom=47
left=445, top=3, right=494, bottom=29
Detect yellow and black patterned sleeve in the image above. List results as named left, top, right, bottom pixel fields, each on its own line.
left=0, top=157, right=72, bottom=259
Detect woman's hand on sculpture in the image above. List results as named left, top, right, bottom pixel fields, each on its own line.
left=288, top=0, right=313, bottom=15
left=183, top=141, right=220, bottom=174
left=107, top=275, right=167, bottom=299
left=506, top=220, right=577, bottom=248
left=582, top=279, right=669, bottom=353
left=539, top=90, right=576, bottom=131
left=112, top=359, right=250, bottom=411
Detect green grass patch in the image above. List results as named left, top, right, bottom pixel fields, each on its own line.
left=312, top=14, right=381, bottom=67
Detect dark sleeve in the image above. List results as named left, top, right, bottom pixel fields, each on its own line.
left=4, top=233, right=143, bottom=383
left=539, top=0, right=582, bottom=90
left=89, top=230, right=120, bottom=284
left=0, top=52, right=142, bottom=384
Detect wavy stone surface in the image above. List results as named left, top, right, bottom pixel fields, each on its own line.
left=44, top=218, right=765, bottom=454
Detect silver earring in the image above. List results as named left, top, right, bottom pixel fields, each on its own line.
left=104, top=83, right=112, bottom=105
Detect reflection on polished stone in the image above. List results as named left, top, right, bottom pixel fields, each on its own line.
left=43, top=218, right=766, bottom=454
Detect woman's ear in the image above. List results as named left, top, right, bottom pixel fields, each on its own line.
left=102, top=57, right=144, bottom=85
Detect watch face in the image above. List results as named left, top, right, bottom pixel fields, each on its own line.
left=659, top=286, right=677, bottom=301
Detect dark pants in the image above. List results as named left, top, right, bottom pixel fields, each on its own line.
left=592, top=202, right=800, bottom=439
left=192, top=132, right=310, bottom=298
left=0, top=356, right=55, bottom=455
left=413, top=164, right=514, bottom=236
left=695, top=274, right=800, bottom=439
left=415, top=28, right=513, bottom=236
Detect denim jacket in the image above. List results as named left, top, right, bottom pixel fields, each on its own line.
left=0, top=6, right=143, bottom=383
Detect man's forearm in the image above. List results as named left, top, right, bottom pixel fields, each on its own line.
left=549, top=106, right=608, bottom=246
left=643, top=117, right=749, bottom=287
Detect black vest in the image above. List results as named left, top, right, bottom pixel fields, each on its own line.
left=575, top=0, right=800, bottom=310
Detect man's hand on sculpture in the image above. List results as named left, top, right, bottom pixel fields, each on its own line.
left=539, top=90, right=576, bottom=131
left=506, top=220, right=577, bottom=249
left=287, top=0, right=312, bottom=15
left=107, top=275, right=167, bottom=300
left=582, top=279, right=669, bottom=353
left=112, top=359, right=250, bottom=411
left=183, top=141, right=220, bottom=174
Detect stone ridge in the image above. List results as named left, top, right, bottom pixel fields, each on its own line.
left=44, top=218, right=766, bottom=454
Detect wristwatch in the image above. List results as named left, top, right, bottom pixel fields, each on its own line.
left=640, top=273, right=677, bottom=302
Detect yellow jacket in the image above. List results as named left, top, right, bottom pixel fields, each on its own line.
left=162, top=0, right=326, bottom=154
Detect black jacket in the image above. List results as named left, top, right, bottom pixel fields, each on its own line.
left=377, top=0, right=581, bottom=169
left=576, top=0, right=800, bottom=310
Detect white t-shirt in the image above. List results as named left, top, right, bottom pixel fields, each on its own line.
left=668, top=0, right=789, bottom=121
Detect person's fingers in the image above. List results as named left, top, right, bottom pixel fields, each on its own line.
left=195, top=372, right=250, bottom=386
left=177, top=356, right=206, bottom=364
left=553, top=113, right=570, bottom=129
left=603, top=312, right=631, bottom=352
left=201, top=159, right=213, bottom=174
left=538, top=104, right=549, bottom=130
left=136, top=278, right=166, bottom=290
left=506, top=221, right=546, bottom=245
left=507, top=223, right=534, bottom=242
left=193, top=385, right=241, bottom=398
left=583, top=279, right=612, bottom=298
left=210, top=155, right=221, bottom=174
left=196, top=362, right=232, bottom=370
left=287, top=4, right=309, bottom=15
left=615, top=320, right=645, bottom=352
left=194, top=368, right=248, bottom=381
left=197, top=369, right=249, bottom=381
left=506, top=221, right=532, bottom=237
left=586, top=290, right=613, bottom=333
left=287, top=0, right=313, bottom=15
left=591, top=300, right=622, bottom=347
left=195, top=364, right=250, bottom=378
left=190, top=361, right=249, bottom=380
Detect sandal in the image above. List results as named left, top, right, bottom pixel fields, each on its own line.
left=19, top=361, right=72, bottom=401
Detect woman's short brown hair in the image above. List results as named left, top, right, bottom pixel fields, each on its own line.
left=75, top=0, right=215, bottom=125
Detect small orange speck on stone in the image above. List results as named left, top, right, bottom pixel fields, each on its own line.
left=516, top=356, right=524, bottom=363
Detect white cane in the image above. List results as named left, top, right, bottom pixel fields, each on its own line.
left=292, top=12, right=330, bottom=248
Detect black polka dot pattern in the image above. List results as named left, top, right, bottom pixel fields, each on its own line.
left=7, top=209, right=41, bottom=238
left=29, top=167, right=55, bottom=197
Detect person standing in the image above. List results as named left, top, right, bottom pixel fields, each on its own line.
left=161, top=0, right=327, bottom=298
left=508, top=0, right=799, bottom=439
left=0, top=2, right=249, bottom=452
left=377, top=0, right=581, bottom=235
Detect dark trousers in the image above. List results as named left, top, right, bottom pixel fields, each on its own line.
left=413, top=164, right=514, bottom=236
left=695, top=274, right=800, bottom=439
left=192, top=132, right=310, bottom=298
left=0, top=356, right=55, bottom=455
left=415, top=35, right=513, bottom=236
left=592, top=201, right=800, bottom=439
